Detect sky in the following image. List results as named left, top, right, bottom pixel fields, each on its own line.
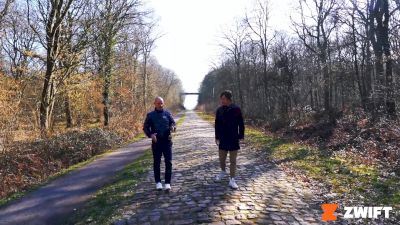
left=147, top=0, right=294, bottom=109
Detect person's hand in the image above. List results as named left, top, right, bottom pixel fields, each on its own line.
left=171, top=126, right=176, bottom=133
left=151, top=133, right=157, bottom=143
left=215, top=139, right=220, bottom=146
left=239, top=139, right=244, bottom=145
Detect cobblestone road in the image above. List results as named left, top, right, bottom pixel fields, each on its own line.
left=113, top=111, right=325, bottom=225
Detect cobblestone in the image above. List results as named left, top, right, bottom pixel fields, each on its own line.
left=113, top=112, right=330, bottom=224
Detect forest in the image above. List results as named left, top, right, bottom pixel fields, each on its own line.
left=199, top=0, right=400, bottom=165
left=0, top=0, right=183, bottom=198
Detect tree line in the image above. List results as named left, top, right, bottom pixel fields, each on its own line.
left=0, top=0, right=183, bottom=142
left=199, top=0, right=399, bottom=128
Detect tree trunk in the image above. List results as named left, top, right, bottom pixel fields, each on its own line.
left=39, top=70, right=56, bottom=133
left=102, top=42, right=113, bottom=126
left=103, top=69, right=111, bottom=126
left=143, top=54, right=148, bottom=110
left=38, top=0, right=74, bottom=133
left=381, top=0, right=396, bottom=117
left=322, top=55, right=330, bottom=113
left=64, top=91, right=73, bottom=128
left=40, top=37, right=58, bottom=133
left=352, top=12, right=367, bottom=110
left=235, top=60, right=244, bottom=108
left=262, top=54, right=270, bottom=117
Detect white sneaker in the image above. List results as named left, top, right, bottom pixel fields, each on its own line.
left=156, top=182, right=163, bottom=190
left=215, top=171, right=226, bottom=181
left=229, top=178, right=238, bottom=189
left=165, top=184, right=171, bottom=190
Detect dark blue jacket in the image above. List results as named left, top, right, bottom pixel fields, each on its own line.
left=143, top=109, right=176, bottom=140
left=215, top=104, right=245, bottom=151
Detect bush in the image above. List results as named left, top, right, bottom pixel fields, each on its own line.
left=0, top=128, right=123, bottom=199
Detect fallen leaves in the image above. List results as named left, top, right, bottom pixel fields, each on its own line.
left=0, top=127, right=125, bottom=199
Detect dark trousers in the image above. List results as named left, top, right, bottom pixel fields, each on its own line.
left=152, top=139, right=172, bottom=184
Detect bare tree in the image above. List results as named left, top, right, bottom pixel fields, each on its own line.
left=271, top=32, right=296, bottom=118
left=117, top=27, right=141, bottom=107
left=245, top=0, right=275, bottom=114
left=0, top=0, right=15, bottom=27
left=293, top=0, right=340, bottom=118
left=26, top=0, right=94, bottom=133
left=350, top=0, right=398, bottom=117
left=2, top=4, right=36, bottom=80
left=27, top=0, right=74, bottom=133
left=368, top=0, right=397, bottom=117
left=93, top=0, right=145, bottom=126
left=219, top=19, right=248, bottom=108
left=349, top=0, right=375, bottom=112
left=59, top=1, right=93, bottom=128
left=136, top=20, right=160, bottom=110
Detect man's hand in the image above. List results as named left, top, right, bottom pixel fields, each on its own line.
left=151, top=133, right=157, bottom=143
left=215, top=139, right=220, bottom=146
left=171, top=126, right=176, bottom=133
left=239, top=139, right=244, bottom=145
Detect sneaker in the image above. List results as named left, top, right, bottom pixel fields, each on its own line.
left=229, top=178, right=238, bottom=189
left=164, top=184, right=171, bottom=190
left=156, top=182, right=163, bottom=190
left=215, top=171, right=226, bottom=181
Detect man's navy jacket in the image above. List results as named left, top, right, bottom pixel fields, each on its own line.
left=215, top=104, right=245, bottom=151
left=143, top=109, right=176, bottom=140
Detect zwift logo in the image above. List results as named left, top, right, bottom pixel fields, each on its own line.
left=321, top=204, right=394, bottom=222
left=343, top=206, right=392, bottom=219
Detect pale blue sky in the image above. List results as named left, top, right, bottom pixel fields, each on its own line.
left=147, top=0, right=293, bottom=109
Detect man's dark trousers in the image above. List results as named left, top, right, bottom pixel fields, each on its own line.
left=152, top=138, right=172, bottom=184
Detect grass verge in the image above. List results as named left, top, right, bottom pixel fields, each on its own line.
left=65, top=151, right=153, bottom=225
left=196, top=111, right=400, bottom=206
left=176, top=112, right=186, bottom=126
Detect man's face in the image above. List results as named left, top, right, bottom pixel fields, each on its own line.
left=220, top=95, right=231, bottom=106
left=154, top=99, right=164, bottom=110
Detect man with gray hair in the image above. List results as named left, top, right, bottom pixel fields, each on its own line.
left=143, top=97, right=176, bottom=191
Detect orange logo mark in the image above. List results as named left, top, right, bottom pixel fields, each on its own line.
left=321, top=203, right=338, bottom=221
